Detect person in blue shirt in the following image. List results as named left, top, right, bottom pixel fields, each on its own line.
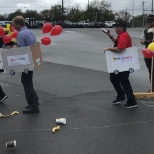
left=12, top=16, right=39, bottom=113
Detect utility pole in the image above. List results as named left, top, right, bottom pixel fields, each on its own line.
left=126, top=7, right=127, bottom=21
left=142, top=1, right=146, bottom=27
left=88, top=0, right=89, bottom=22
left=152, top=0, right=154, bottom=14
left=62, top=0, right=64, bottom=19
left=132, top=0, right=134, bottom=27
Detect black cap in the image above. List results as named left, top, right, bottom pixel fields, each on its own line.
left=147, top=14, right=154, bottom=22
left=114, top=21, right=127, bottom=27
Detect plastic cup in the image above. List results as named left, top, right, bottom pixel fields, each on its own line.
left=6, top=140, right=16, bottom=148
left=56, top=118, right=66, bottom=124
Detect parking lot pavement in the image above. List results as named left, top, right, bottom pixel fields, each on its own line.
left=0, top=61, right=154, bottom=154
left=0, top=28, right=154, bottom=154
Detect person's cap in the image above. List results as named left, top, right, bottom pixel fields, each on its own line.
left=114, top=21, right=127, bottom=27
left=147, top=14, right=154, bottom=22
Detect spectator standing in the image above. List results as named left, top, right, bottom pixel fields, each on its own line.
left=12, top=16, right=40, bottom=113
left=141, top=14, right=154, bottom=92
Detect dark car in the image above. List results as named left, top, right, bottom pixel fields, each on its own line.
left=71, top=22, right=82, bottom=28
left=98, top=22, right=105, bottom=28
left=89, top=21, right=105, bottom=28
left=0, top=21, right=12, bottom=27
left=57, top=20, right=73, bottom=28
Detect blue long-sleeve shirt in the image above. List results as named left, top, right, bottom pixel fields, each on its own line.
left=17, top=26, right=36, bottom=47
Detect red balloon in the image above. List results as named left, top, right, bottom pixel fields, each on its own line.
left=3, top=35, right=11, bottom=44
left=50, top=25, right=62, bottom=36
left=142, top=49, right=154, bottom=58
left=41, top=36, right=51, bottom=45
left=10, top=26, right=15, bottom=32
left=11, top=30, right=18, bottom=38
left=42, top=23, right=52, bottom=34
left=0, top=26, right=5, bottom=37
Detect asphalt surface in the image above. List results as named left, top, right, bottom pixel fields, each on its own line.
left=0, top=28, right=154, bottom=154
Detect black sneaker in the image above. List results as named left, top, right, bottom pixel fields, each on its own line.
left=25, top=105, right=30, bottom=109
left=113, top=96, right=126, bottom=105
left=0, top=95, right=8, bottom=103
left=122, top=102, right=138, bottom=108
left=23, top=106, right=40, bottom=113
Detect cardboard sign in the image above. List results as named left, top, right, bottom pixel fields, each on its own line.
left=105, top=47, right=140, bottom=73
left=30, top=42, right=43, bottom=70
left=1, top=42, right=43, bottom=74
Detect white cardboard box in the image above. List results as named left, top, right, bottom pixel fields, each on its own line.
left=105, top=47, right=140, bottom=73
left=1, top=42, right=43, bottom=75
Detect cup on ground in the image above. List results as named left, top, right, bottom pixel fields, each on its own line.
left=6, top=140, right=16, bottom=148
left=56, top=118, right=66, bottom=124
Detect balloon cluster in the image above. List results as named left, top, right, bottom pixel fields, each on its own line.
left=142, top=42, right=154, bottom=58
left=0, top=24, right=18, bottom=44
left=41, top=23, right=62, bottom=45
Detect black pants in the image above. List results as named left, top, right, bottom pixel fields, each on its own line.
left=0, top=86, right=5, bottom=97
left=21, top=71, right=39, bottom=107
left=110, top=71, right=135, bottom=101
left=144, top=58, right=154, bottom=85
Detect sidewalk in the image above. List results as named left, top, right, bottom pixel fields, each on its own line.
left=0, top=62, right=154, bottom=154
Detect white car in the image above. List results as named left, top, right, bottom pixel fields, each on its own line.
left=104, top=21, right=116, bottom=28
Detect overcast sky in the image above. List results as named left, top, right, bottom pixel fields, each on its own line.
left=0, top=0, right=152, bottom=16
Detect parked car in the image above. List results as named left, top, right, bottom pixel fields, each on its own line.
left=89, top=21, right=105, bottom=28
left=98, top=22, right=105, bottom=28
left=0, top=21, right=12, bottom=27
left=104, top=21, right=116, bottom=28
left=77, top=21, right=89, bottom=28
left=88, top=22, right=97, bottom=28
left=57, top=20, right=73, bottom=28
left=71, top=22, right=80, bottom=28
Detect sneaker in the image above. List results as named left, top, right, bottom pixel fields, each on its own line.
left=0, top=95, right=8, bottom=103
left=113, top=96, right=126, bottom=105
left=25, top=105, right=30, bottom=109
left=23, top=106, right=40, bottom=113
left=122, top=102, right=138, bottom=108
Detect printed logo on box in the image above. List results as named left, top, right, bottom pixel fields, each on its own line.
left=7, top=54, right=30, bottom=66
left=112, top=55, right=133, bottom=63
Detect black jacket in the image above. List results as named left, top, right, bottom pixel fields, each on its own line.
left=143, top=29, right=153, bottom=48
